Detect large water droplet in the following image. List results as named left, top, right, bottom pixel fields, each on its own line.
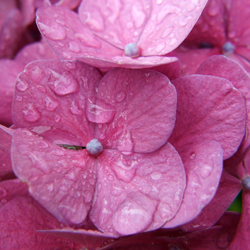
left=23, top=104, right=41, bottom=122
left=49, top=70, right=79, bottom=96
left=30, top=66, right=44, bottom=82
left=116, top=91, right=126, bottom=102
left=54, top=115, right=61, bottom=122
left=156, top=42, right=166, bottom=53
left=16, top=96, right=22, bottom=102
left=200, top=162, right=213, bottom=179
left=70, top=101, right=82, bottom=115
left=117, top=129, right=134, bottom=155
left=86, top=97, right=115, bottom=123
left=0, top=187, right=7, bottom=197
left=16, top=80, right=28, bottom=91
left=68, top=41, right=81, bottom=52
left=45, top=96, right=59, bottom=111
left=38, top=22, right=66, bottom=40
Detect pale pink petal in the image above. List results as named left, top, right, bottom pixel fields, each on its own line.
left=138, top=0, right=209, bottom=55
left=164, top=140, right=223, bottom=228
left=90, top=143, right=186, bottom=235
left=0, top=59, right=24, bottom=126
left=55, top=0, right=81, bottom=9
left=0, top=196, right=82, bottom=249
left=94, top=68, right=177, bottom=154
left=181, top=169, right=242, bottom=232
left=0, top=179, right=29, bottom=209
left=169, top=75, right=246, bottom=160
left=196, top=55, right=250, bottom=160
left=13, top=60, right=99, bottom=146
left=12, top=129, right=97, bottom=225
left=36, top=6, right=120, bottom=60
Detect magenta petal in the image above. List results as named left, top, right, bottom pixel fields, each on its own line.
left=229, top=191, right=250, bottom=249
left=196, top=55, right=250, bottom=157
left=164, top=140, right=223, bottom=228
left=90, top=143, right=186, bottom=235
left=36, top=6, right=120, bottom=60
left=0, top=196, right=81, bottom=249
left=41, top=228, right=117, bottom=248
left=12, top=129, right=97, bottom=225
left=95, top=68, right=177, bottom=153
left=181, top=169, right=242, bottom=232
left=0, top=59, right=24, bottom=126
left=13, top=60, right=99, bottom=145
left=169, top=74, right=246, bottom=160
left=0, top=179, right=28, bottom=209
left=15, top=40, right=59, bottom=66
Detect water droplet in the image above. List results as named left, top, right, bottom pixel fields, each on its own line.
left=217, top=233, right=229, bottom=248
left=23, top=104, right=41, bottom=122
left=65, top=62, right=76, bottom=70
left=116, top=91, right=126, bottom=102
left=16, top=80, right=28, bottom=91
left=190, top=152, right=196, bottom=159
left=49, top=70, right=79, bottom=96
left=161, top=27, right=173, bottom=38
left=156, top=0, right=163, bottom=4
left=86, top=139, right=103, bottom=155
left=82, top=11, right=104, bottom=32
left=70, top=101, right=82, bottom=115
left=169, top=38, right=177, bottom=46
left=16, top=96, right=22, bottom=101
left=228, top=31, right=236, bottom=38
left=74, top=33, right=101, bottom=48
left=68, top=41, right=81, bottom=52
left=61, top=52, right=72, bottom=60
left=45, top=96, right=59, bottom=111
left=200, top=162, right=213, bottom=179
left=30, top=66, right=44, bottom=82
left=0, top=187, right=7, bottom=197
left=108, top=175, right=114, bottom=181
left=124, top=43, right=140, bottom=57
left=36, top=85, right=46, bottom=93
left=117, top=130, right=134, bottom=155
left=38, top=22, right=66, bottom=40
left=86, top=97, right=115, bottom=123
left=54, top=115, right=61, bottom=122
left=208, top=1, right=220, bottom=16
left=179, top=16, right=192, bottom=26
left=85, top=192, right=92, bottom=203
left=155, top=42, right=166, bottom=53
left=150, top=172, right=162, bottom=180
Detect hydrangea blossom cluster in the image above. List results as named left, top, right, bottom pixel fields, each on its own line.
left=0, top=0, right=250, bottom=249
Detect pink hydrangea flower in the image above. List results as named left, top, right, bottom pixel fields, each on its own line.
left=7, top=58, right=246, bottom=237
left=36, top=0, right=208, bottom=69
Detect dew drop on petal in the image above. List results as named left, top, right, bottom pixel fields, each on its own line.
left=45, top=96, right=59, bottom=111
left=16, top=80, right=28, bottom=91
left=54, top=115, right=61, bottom=123
left=16, top=96, right=22, bottom=101
left=116, top=91, right=126, bottom=102
left=242, top=176, right=250, bottom=191
left=68, top=41, right=81, bottom=52
left=124, top=43, right=140, bottom=57
left=38, top=22, right=66, bottom=40
left=0, top=187, right=7, bottom=197
left=86, top=139, right=103, bottom=156
left=23, top=104, right=41, bottom=122
left=117, top=130, right=134, bottom=155
left=190, top=152, right=196, bottom=159
left=200, top=162, right=213, bottom=179
left=217, top=233, right=229, bottom=248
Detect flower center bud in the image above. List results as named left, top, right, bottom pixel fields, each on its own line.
left=124, top=43, right=140, bottom=57
left=86, top=139, right=103, bottom=156
left=242, top=176, right=250, bottom=191
left=222, top=41, right=235, bottom=54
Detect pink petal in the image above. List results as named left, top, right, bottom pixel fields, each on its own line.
left=55, top=0, right=82, bottom=9
left=19, top=0, right=36, bottom=26
left=0, top=179, right=28, bottom=209
left=0, top=59, right=24, bottom=126
left=36, top=6, right=120, bottom=60
left=228, top=191, right=250, bottom=250
left=12, top=128, right=97, bottom=225
left=226, top=53, right=250, bottom=74
left=175, top=46, right=220, bottom=76
left=184, top=0, right=227, bottom=47
left=41, top=228, right=117, bottom=249
left=180, top=169, right=242, bottom=232
left=94, top=68, right=177, bottom=153
left=13, top=60, right=99, bottom=145
left=138, top=0, right=209, bottom=55
left=164, top=140, right=223, bottom=228
left=0, top=9, right=24, bottom=58
left=227, top=0, right=250, bottom=48
left=0, top=0, right=16, bottom=29
left=90, top=143, right=186, bottom=235
left=169, top=74, right=246, bottom=160
left=0, top=196, right=82, bottom=249
left=196, top=55, right=250, bottom=160
left=234, top=47, right=250, bottom=64
left=15, top=40, right=59, bottom=66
